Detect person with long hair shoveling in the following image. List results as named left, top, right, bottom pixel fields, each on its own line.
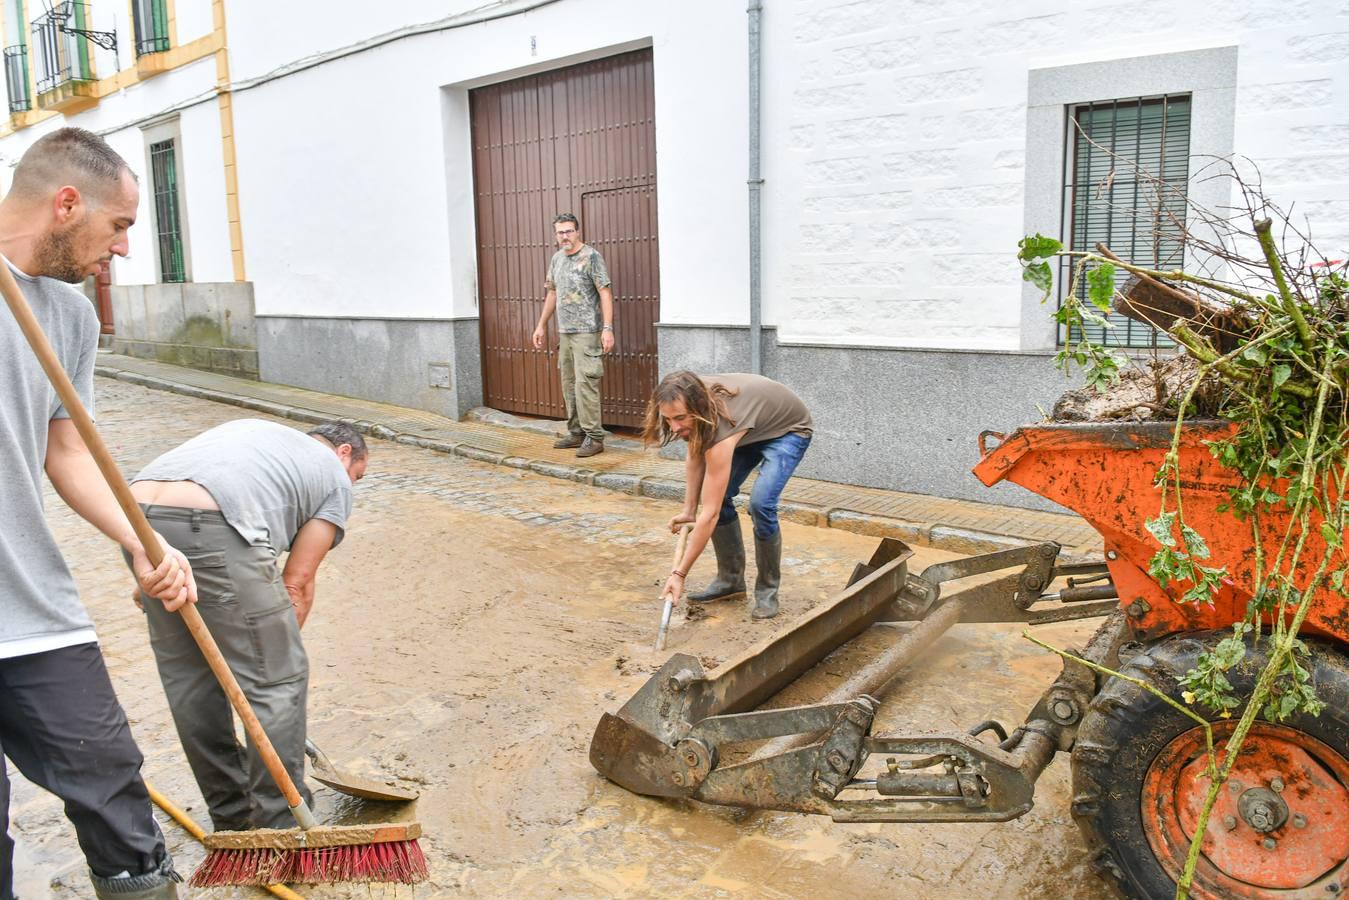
left=643, top=371, right=813, bottom=620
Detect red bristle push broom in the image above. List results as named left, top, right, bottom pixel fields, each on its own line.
left=0, top=262, right=427, bottom=887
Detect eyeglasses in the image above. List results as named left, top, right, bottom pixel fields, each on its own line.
left=556, top=228, right=577, bottom=236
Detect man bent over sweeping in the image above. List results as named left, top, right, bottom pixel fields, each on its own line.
left=645, top=371, right=813, bottom=619
left=128, top=419, right=367, bottom=831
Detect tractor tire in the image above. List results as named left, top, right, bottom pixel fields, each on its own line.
left=1070, top=631, right=1349, bottom=899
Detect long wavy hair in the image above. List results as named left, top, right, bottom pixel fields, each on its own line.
left=641, top=370, right=739, bottom=459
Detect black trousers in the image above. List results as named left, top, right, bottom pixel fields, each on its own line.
left=0, top=642, right=168, bottom=897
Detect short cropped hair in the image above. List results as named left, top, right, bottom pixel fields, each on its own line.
left=553, top=213, right=580, bottom=229
left=307, top=421, right=368, bottom=460
left=8, top=127, right=132, bottom=206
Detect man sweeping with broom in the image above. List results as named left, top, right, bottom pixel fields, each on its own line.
left=0, top=128, right=197, bottom=900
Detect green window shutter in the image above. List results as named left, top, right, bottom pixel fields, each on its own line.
left=1060, top=94, right=1192, bottom=348
left=150, top=138, right=187, bottom=283
left=71, top=1, right=90, bottom=80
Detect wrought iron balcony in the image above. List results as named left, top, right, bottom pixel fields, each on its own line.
left=3, top=45, right=31, bottom=113
left=30, top=2, right=105, bottom=95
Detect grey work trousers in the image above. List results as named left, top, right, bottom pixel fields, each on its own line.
left=557, top=330, right=607, bottom=440
left=133, top=506, right=311, bottom=831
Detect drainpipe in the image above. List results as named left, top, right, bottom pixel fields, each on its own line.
left=747, top=0, right=763, bottom=375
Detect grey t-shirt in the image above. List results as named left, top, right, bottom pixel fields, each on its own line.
left=0, top=260, right=102, bottom=656
left=134, top=419, right=352, bottom=554
left=544, top=244, right=611, bottom=333
left=706, top=373, right=814, bottom=448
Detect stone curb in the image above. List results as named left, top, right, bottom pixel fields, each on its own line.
left=96, top=365, right=1097, bottom=559
left=464, top=406, right=647, bottom=453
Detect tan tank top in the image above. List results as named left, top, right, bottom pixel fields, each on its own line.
left=705, top=373, right=813, bottom=448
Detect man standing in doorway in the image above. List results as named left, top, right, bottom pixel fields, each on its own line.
left=532, top=213, right=614, bottom=458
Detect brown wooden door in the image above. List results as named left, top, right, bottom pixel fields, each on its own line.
left=471, top=48, right=658, bottom=427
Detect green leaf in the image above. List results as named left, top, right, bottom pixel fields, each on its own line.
left=1087, top=263, right=1117, bottom=311
left=1018, top=234, right=1063, bottom=261
left=1146, top=512, right=1178, bottom=548
left=1272, top=364, right=1292, bottom=389
left=1148, top=547, right=1179, bottom=587
left=1022, top=261, right=1054, bottom=300
left=1241, top=343, right=1269, bottom=365
left=1180, top=524, right=1211, bottom=558
left=1079, top=307, right=1114, bottom=328
left=1321, top=523, right=1343, bottom=549
left=1086, top=354, right=1121, bottom=392
left=1213, top=637, right=1246, bottom=669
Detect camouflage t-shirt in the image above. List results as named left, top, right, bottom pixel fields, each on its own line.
left=545, top=244, right=611, bottom=334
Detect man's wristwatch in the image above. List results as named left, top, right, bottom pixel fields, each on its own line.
left=602, top=324, right=613, bottom=332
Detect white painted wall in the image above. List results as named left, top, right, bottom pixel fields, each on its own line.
left=176, top=0, right=216, bottom=45
left=224, top=0, right=496, bottom=83
left=227, top=0, right=748, bottom=319
left=761, top=0, right=1349, bottom=349
left=177, top=99, right=232, bottom=282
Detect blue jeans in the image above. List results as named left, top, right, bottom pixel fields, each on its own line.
left=717, top=431, right=812, bottom=539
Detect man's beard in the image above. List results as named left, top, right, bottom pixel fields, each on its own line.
left=33, top=224, right=89, bottom=283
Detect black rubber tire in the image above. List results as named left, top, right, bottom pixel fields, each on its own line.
left=1069, top=631, right=1349, bottom=899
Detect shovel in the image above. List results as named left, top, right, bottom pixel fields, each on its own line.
left=305, top=739, right=420, bottom=802
left=655, top=524, right=693, bottom=652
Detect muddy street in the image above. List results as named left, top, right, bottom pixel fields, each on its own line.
left=12, top=379, right=1111, bottom=899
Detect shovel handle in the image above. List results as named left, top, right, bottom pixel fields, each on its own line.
left=661, top=524, right=693, bottom=604
left=0, top=262, right=310, bottom=820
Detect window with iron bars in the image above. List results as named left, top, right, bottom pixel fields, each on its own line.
left=150, top=139, right=187, bottom=283
left=30, top=2, right=93, bottom=94
left=1058, top=94, right=1192, bottom=348
left=3, top=43, right=29, bottom=112
left=132, top=0, right=169, bottom=56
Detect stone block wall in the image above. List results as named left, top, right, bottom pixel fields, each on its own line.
left=109, top=282, right=258, bottom=378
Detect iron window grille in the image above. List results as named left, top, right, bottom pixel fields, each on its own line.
left=149, top=138, right=187, bottom=283
left=30, top=2, right=95, bottom=94
left=1058, top=93, right=1192, bottom=349
left=3, top=44, right=29, bottom=112
left=131, top=0, right=169, bottom=56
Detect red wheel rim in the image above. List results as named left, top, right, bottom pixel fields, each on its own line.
left=1141, top=721, right=1349, bottom=897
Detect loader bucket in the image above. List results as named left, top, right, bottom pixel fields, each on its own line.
left=972, top=421, right=1349, bottom=643
left=590, top=540, right=913, bottom=795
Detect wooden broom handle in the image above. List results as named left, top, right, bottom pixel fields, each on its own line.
left=0, top=262, right=307, bottom=813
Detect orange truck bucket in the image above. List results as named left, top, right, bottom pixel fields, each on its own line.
left=973, top=422, right=1349, bottom=644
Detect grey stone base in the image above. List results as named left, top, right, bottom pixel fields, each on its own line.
left=656, top=324, right=1084, bottom=512
left=256, top=316, right=482, bottom=420
left=110, top=337, right=258, bottom=379
left=109, top=281, right=259, bottom=378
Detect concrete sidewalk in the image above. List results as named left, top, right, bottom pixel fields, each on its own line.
left=95, top=353, right=1102, bottom=558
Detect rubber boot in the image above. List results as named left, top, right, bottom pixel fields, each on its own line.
left=90, top=867, right=179, bottom=900
left=752, top=532, right=782, bottom=619
left=687, top=520, right=747, bottom=603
